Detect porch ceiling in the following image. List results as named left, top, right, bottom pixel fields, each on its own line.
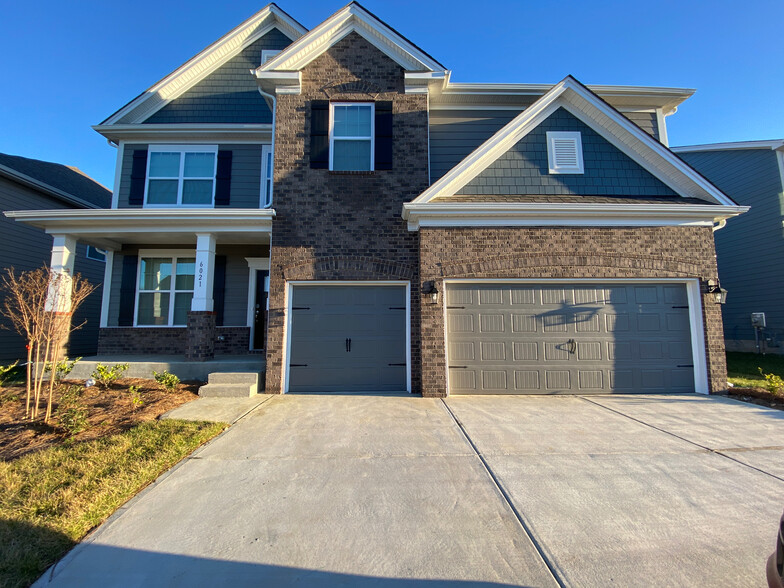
left=4, top=209, right=274, bottom=249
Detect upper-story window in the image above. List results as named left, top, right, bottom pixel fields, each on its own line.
left=329, top=103, right=374, bottom=171
left=145, top=145, right=218, bottom=207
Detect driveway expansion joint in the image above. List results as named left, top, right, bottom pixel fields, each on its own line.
left=440, top=399, right=569, bottom=588
left=579, top=396, right=784, bottom=484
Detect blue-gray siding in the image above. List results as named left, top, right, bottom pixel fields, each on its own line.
left=143, top=29, right=292, bottom=124
left=457, top=107, right=677, bottom=197
left=107, top=245, right=265, bottom=328
left=429, top=108, right=661, bottom=183
left=0, top=177, right=104, bottom=361
left=679, top=149, right=784, bottom=344
left=118, top=144, right=265, bottom=209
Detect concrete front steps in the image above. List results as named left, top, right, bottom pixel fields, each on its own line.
left=198, top=372, right=261, bottom=398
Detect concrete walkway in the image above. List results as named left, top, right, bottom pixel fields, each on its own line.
left=36, top=394, right=784, bottom=587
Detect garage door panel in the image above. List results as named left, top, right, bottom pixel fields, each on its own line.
left=447, top=283, right=695, bottom=395
left=288, top=285, right=407, bottom=393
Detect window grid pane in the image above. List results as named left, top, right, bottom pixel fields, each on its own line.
left=175, top=258, right=196, bottom=290
left=332, top=140, right=372, bottom=171
left=147, top=180, right=178, bottom=204
left=137, top=292, right=170, bottom=326
left=333, top=105, right=372, bottom=138
left=140, top=258, right=172, bottom=291
left=149, top=152, right=180, bottom=177
left=182, top=180, right=213, bottom=205
left=184, top=152, right=215, bottom=177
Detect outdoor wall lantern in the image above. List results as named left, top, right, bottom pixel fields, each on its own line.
left=422, top=281, right=440, bottom=304
left=706, top=278, right=728, bottom=305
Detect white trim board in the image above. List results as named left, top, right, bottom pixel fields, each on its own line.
left=410, top=76, right=737, bottom=208
left=282, top=281, right=412, bottom=394
left=441, top=278, right=708, bottom=395
left=672, top=140, right=784, bottom=153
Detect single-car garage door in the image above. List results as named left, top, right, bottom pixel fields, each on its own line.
left=287, top=285, right=408, bottom=393
left=446, top=283, right=695, bottom=395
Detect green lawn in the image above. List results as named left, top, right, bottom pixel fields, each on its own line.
left=0, top=419, right=226, bottom=588
left=726, top=351, right=784, bottom=389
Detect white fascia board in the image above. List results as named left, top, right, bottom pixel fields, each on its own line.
left=254, top=71, right=302, bottom=95
left=93, top=124, right=273, bottom=144
left=414, top=77, right=736, bottom=207
left=258, top=4, right=443, bottom=75
left=4, top=208, right=276, bottom=236
left=404, top=71, right=448, bottom=94
left=101, top=6, right=307, bottom=126
left=401, top=202, right=748, bottom=231
left=672, top=140, right=784, bottom=153
left=0, top=165, right=102, bottom=210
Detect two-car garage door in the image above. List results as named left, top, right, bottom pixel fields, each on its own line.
left=446, top=283, right=696, bottom=395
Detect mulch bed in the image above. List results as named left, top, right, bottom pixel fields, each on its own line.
left=0, top=378, right=202, bottom=461
left=725, top=387, right=784, bottom=411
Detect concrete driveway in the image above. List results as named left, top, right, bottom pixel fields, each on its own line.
left=37, top=394, right=784, bottom=587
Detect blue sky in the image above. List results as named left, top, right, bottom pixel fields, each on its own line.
left=1, top=0, right=781, bottom=189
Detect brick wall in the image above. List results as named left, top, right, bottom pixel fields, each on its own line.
left=215, top=327, right=251, bottom=354
left=418, top=226, right=726, bottom=397
left=264, top=32, right=429, bottom=393
left=98, top=327, right=186, bottom=355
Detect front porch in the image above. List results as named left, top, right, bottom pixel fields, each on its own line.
left=5, top=208, right=274, bottom=362
left=68, top=354, right=265, bottom=382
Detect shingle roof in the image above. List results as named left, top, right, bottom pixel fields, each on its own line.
left=0, top=152, right=111, bottom=208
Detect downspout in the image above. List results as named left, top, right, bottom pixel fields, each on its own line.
left=258, top=86, right=276, bottom=209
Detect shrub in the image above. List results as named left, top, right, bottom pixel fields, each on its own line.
left=45, top=357, right=81, bottom=381
left=55, top=385, right=88, bottom=436
left=91, top=363, right=129, bottom=389
left=128, top=385, right=144, bottom=410
left=153, top=371, right=180, bottom=392
left=0, top=360, right=20, bottom=386
left=758, top=368, right=784, bottom=396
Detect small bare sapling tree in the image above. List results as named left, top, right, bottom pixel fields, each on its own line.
left=0, top=266, right=95, bottom=422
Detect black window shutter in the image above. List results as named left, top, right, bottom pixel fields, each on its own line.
left=215, top=151, right=232, bottom=206
left=310, top=100, right=330, bottom=169
left=128, top=149, right=148, bottom=206
left=375, top=101, right=393, bottom=170
left=118, top=255, right=138, bottom=326
left=213, top=255, right=227, bottom=327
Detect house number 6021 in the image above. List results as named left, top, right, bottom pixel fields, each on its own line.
left=198, top=261, right=204, bottom=288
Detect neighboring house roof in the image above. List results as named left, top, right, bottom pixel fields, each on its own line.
left=0, top=153, right=111, bottom=209
left=672, top=140, right=784, bottom=153
left=410, top=76, right=736, bottom=207
left=100, top=3, right=308, bottom=126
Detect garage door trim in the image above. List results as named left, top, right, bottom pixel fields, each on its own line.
left=282, top=281, right=412, bottom=394
left=442, top=278, right=708, bottom=395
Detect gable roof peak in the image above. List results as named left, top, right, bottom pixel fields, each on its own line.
left=257, top=1, right=445, bottom=75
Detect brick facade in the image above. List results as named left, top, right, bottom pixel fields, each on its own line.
left=264, top=32, right=429, bottom=393
left=214, top=327, right=252, bottom=355
left=98, top=327, right=186, bottom=355
left=185, top=311, right=216, bottom=361
left=418, top=226, right=726, bottom=397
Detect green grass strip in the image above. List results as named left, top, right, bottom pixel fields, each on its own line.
left=727, top=351, right=784, bottom=388
left=0, top=419, right=226, bottom=588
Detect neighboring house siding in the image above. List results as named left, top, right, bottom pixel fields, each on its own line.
left=457, top=107, right=677, bottom=197
left=679, top=148, right=784, bottom=347
left=118, top=144, right=264, bottom=208
left=142, top=29, right=292, bottom=124
left=0, top=178, right=103, bottom=361
left=430, top=108, right=661, bottom=183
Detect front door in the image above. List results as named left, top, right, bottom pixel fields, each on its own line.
left=252, top=270, right=269, bottom=350
left=287, top=284, right=408, bottom=393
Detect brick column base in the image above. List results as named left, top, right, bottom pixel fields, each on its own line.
left=186, top=311, right=216, bottom=361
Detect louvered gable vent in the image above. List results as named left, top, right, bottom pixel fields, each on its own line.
left=546, top=131, right=584, bottom=174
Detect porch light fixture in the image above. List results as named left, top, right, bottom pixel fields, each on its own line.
left=706, top=278, right=728, bottom=305
left=422, top=281, right=439, bottom=305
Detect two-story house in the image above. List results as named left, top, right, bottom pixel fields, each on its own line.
left=7, top=3, right=747, bottom=396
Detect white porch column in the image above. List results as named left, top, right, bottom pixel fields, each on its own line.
left=99, top=250, right=115, bottom=327
left=46, top=234, right=77, bottom=312
left=191, top=233, right=216, bottom=312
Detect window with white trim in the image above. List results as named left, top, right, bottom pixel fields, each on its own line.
left=145, top=145, right=218, bottom=207
left=86, top=246, right=106, bottom=262
left=261, top=145, right=273, bottom=207
left=135, top=256, right=195, bottom=326
left=546, top=131, right=584, bottom=174
left=260, top=49, right=280, bottom=65
left=330, top=103, right=374, bottom=171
